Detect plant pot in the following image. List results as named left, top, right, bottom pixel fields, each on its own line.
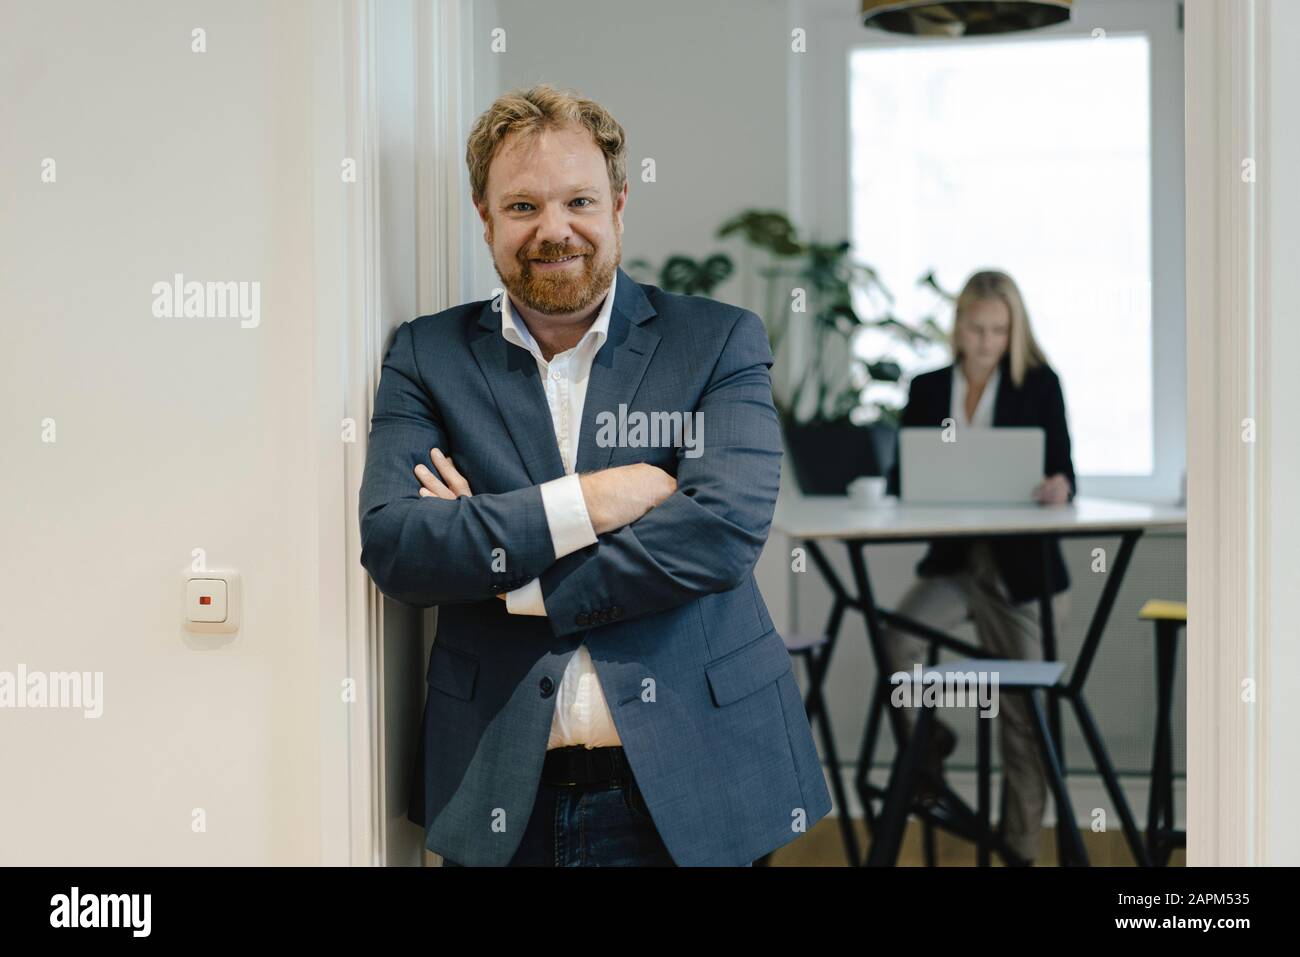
left=783, top=420, right=897, bottom=495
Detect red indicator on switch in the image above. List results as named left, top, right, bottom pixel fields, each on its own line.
left=199, top=596, right=212, bottom=605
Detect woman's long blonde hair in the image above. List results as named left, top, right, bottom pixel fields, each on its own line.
left=951, top=270, right=1050, bottom=387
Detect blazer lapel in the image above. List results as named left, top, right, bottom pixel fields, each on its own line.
left=575, top=268, right=660, bottom=474
left=938, top=365, right=955, bottom=422
left=992, top=353, right=1017, bottom=426
left=468, top=300, right=567, bottom=486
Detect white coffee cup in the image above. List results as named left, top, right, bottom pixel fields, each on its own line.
left=847, top=476, right=887, bottom=505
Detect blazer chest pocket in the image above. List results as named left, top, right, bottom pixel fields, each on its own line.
left=426, top=643, right=479, bottom=701
left=704, top=629, right=791, bottom=707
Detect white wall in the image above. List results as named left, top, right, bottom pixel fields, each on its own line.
left=0, top=0, right=322, bottom=864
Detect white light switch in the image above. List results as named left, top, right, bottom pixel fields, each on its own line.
left=187, top=578, right=227, bottom=622
left=183, top=570, right=240, bottom=634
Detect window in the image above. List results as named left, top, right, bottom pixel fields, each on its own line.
left=849, top=35, right=1153, bottom=477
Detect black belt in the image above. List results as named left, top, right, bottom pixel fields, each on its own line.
left=542, top=745, right=631, bottom=787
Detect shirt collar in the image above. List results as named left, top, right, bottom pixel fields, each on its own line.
left=500, top=272, right=617, bottom=360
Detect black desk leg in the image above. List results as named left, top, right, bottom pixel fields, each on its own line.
left=1065, top=530, right=1153, bottom=867
left=804, top=613, right=861, bottom=866
left=1073, top=693, right=1151, bottom=866
left=848, top=542, right=909, bottom=743
left=866, top=705, right=934, bottom=866
left=1039, top=535, right=1069, bottom=864
left=846, top=541, right=913, bottom=845
left=799, top=540, right=861, bottom=866
left=1029, top=690, right=1088, bottom=865
left=856, top=682, right=885, bottom=836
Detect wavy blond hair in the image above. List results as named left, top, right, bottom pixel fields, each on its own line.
left=951, top=270, right=1050, bottom=387
left=465, top=84, right=628, bottom=208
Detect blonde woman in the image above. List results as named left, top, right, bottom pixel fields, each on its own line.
left=883, top=270, right=1075, bottom=865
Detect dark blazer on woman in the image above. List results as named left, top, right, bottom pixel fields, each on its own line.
left=884, top=351, right=1076, bottom=603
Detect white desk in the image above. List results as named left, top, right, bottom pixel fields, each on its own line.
left=774, top=494, right=1186, bottom=541
left=773, top=494, right=1186, bottom=866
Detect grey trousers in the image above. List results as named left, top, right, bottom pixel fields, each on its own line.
left=883, top=540, right=1071, bottom=862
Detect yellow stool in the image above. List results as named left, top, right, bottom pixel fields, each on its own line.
left=1138, top=599, right=1187, bottom=865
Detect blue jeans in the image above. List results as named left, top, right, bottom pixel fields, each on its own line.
left=441, top=775, right=753, bottom=867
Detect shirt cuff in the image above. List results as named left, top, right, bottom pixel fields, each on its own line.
left=539, top=472, right=598, bottom=560
left=504, top=578, right=546, bottom=615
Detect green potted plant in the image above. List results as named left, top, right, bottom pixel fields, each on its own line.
left=628, top=211, right=949, bottom=494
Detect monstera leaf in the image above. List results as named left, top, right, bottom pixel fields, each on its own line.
left=918, top=270, right=956, bottom=302
left=865, top=359, right=902, bottom=383
left=660, top=254, right=734, bottom=296
left=716, top=210, right=803, bottom=257
left=639, top=207, right=946, bottom=428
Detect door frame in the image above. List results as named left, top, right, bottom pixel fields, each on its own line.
left=311, top=0, right=383, bottom=868
left=1184, top=0, right=1297, bottom=866
left=321, top=0, right=1299, bottom=866
left=312, top=0, right=484, bottom=866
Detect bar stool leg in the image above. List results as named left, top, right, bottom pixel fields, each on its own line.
left=922, top=641, right=939, bottom=867
left=1029, top=690, right=1088, bottom=866
left=977, top=712, right=992, bottom=866
left=1152, top=622, right=1178, bottom=865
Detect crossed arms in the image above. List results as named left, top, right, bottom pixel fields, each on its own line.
left=358, top=310, right=781, bottom=639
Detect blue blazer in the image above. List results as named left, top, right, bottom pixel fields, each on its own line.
left=358, top=267, right=831, bottom=866
left=885, top=352, right=1077, bottom=602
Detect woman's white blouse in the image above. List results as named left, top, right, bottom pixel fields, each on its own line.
left=952, top=363, right=1001, bottom=428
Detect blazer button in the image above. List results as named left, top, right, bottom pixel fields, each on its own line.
left=539, top=676, right=554, bottom=697
left=575, top=612, right=590, bottom=626
left=610, top=606, right=623, bottom=619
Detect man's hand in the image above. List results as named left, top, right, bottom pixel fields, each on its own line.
left=415, top=452, right=676, bottom=532
left=414, top=451, right=676, bottom=599
left=1033, top=473, right=1072, bottom=505
left=579, top=463, right=677, bottom=534
left=416, top=449, right=509, bottom=598
left=415, top=448, right=472, bottom=499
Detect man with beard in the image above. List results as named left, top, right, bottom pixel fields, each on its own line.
left=358, top=84, right=831, bottom=867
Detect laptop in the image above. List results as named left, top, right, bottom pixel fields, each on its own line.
left=899, top=427, right=1045, bottom=504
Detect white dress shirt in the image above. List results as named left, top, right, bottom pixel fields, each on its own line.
left=498, top=275, right=622, bottom=751
left=952, top=361, right=1000, bottom=428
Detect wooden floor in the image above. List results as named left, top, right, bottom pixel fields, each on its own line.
left=769, top=816, right=1187, bottom=867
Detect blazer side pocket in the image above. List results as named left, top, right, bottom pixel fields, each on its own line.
left=704, top=629, right=791, bottom=707
left=426, top=642, right=479, bottom=701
